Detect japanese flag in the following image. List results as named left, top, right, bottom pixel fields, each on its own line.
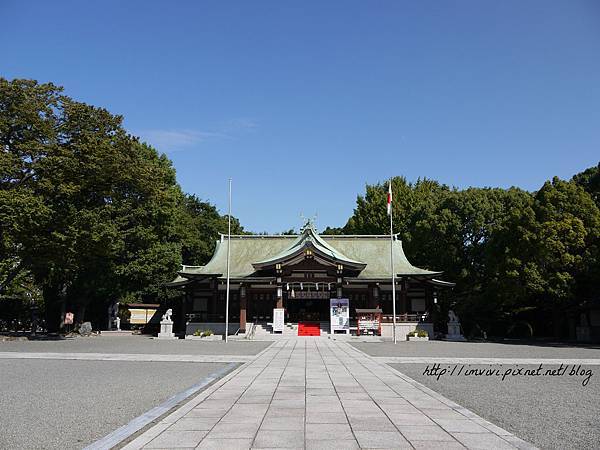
left=387, top=181, right=392, bottom=216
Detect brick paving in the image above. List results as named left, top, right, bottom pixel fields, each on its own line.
left=122, top=338, right=536, bottom=449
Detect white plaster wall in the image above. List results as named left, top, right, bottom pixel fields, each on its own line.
left=186, top=322, right=241, bottom=335
left=381, top=322, right=434, bottom=340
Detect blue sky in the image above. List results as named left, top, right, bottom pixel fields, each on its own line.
left=2, top=1, right=599, bottom=233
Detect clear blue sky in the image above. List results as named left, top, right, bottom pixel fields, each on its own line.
left=2, top=1, right=599, bottom=233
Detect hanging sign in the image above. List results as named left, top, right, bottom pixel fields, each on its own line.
left=292, top=291, right=330, bottom=299
left=330, top=298, right=350, bottom=334
left=273, top=308, right=285, bottom=333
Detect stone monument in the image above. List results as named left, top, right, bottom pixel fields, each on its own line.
left=107, top=302, right=119, bottom=331
left=79, top=321, right=93, bottom=336
left=445, top=310, right=466, bottom=341
left=157, top=308, right=176, bottom=339
left=576, top=312, right=591, bottom=342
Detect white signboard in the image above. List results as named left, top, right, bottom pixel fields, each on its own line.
left=273, top=308, right=285, bottom=333
left=330, top=298, right=350, bottom=334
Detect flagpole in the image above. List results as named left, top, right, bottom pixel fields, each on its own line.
left=389, top=178, right=397, bottom=344
left=225, top=178, right=232, bottom=343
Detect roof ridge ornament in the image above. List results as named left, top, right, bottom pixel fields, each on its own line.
left=299, top=213, right=318, bottom=233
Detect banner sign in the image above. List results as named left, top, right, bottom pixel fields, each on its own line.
left=273, top=308, right=285, bottom=333
left=330, top=298, right=350, bottom=334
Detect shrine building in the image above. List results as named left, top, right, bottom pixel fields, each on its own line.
left=167, top=222, right=454, bottom=338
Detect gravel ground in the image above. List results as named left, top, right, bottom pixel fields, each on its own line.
left=0, top=359, right=230, bottom=450
left=353, top=340, right=600, bottom=359
left=0, top=335, right=271, bottom=355
left=392, top=363, right=600, bottom=450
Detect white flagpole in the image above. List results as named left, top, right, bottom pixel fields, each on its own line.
left=225, top=178, right=232, bottom=343
left=389, top=178, right=397, bottom=344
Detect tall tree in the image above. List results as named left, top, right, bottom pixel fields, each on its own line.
left=0, top=79, right=56, bottom=296
left=573, top=162, right=600, bottom=207
left=529, top=177, right=600, bottom=336
left=1, top=78, right=184, bottom=330
left=178, top=194, right=244, bottom=266
left=338, top=174, right=600, bottom=337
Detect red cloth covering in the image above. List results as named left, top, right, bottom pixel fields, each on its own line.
left=297, top=322, right=321, bottom=336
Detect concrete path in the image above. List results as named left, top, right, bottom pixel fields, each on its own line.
left=373, top=356, right=600, bottom=365
left=0, top=352, right=253, bottom=363
left=121, top=338, right=535, bottom=449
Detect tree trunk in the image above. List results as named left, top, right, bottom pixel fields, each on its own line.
left=76, top=303, right=87, bottom=327
left=0, top=262, right=24, bottom=295
left=43, top=283, right=63, bottom=333
left=552, top=305, right=563, bottom=339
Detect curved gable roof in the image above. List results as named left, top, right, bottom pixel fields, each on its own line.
left=177, top=231, right=441, bottom=280
left=252, top=224, right=365, bottom=270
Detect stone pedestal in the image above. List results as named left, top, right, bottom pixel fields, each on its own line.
left=576, top=326, right=591, bottom=342
left=158, top=319, right=176, bottom=339
left=446, top=322, right=466, bottom=341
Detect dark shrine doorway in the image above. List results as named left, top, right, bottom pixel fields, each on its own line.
left=285, top=296, right=329, bottom=322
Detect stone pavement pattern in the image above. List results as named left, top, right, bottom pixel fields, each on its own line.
left=123, top=338, right=536, bottom=449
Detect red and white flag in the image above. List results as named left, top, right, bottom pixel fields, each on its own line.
left=387, top=180, right=392, bottom=216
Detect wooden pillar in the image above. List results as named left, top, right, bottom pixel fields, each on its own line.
left=368, top=284, right=379, bottom=308
left=336, top=264, right=344, bottom=299
left=429, top=285, right=437, bottom=325
left=276, top=265, right=284, bottom=309
left=374, top=284, right=380, bottom=308
left=239, top=286, right=247, bottom=332
left=211, top=278, right=218, bottom=320
left=180, top=288, right=189, bottom=335
left=400, top=279, right=408, bottom=315
left=276, top=285, right=283, bottom=308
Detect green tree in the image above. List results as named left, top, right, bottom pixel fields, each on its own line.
left=338, top=174, right=600, bottom=337
left=528, top=177, right=600, bottom=336
left=1, top=78, right=184, bottom=330
left=573, top=162, right=600, bottom=207
left=0, top=79, right=56, bottom=297
left=178, top=194, right=244, bottom=266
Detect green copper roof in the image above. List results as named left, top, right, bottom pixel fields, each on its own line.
left=177, top=227, right=442, bottom=280
left=253, top=223, right=366, bottom=269
left=165, top=274, right=193, bottom=287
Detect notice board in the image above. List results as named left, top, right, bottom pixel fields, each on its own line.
left=273, top=308, right=285, bottom=333
left=330, top=298, right=350, bottom=334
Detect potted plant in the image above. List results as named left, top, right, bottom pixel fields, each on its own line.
left=187, top=328, right=220, bottom=340
left=200, top=329, right=214, bottom=338
left=407, top=329, right=429, bottom=341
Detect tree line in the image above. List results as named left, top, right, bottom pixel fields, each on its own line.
left=325, top=168, right=600, bottom=338
left=0, top=79, right=242, bottom=331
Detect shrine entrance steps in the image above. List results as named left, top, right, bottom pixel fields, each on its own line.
left=297, top=322, right=321, bottom=336
left=250, top=322, right=334, bottom=338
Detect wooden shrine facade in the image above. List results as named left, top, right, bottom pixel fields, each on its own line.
left=167, top=222, right=454, bottom=334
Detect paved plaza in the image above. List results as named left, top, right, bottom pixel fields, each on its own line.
left=396, top=363, right=599, bottom=450
left=352, top=340, right=600, bottom=360
left=8, top=336, right=597, bottom=449
left=121, top=339, right=535, bottom=449
left=0, top=337, right=268, bottom=450
left=0, top=336, right=271, bottom=356
left=0, top=359, right=231, bottom=450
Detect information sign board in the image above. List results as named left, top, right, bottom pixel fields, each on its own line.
left=273, top=308, right=285, bottom=333
left=330, top=298, right=350, bottom=334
